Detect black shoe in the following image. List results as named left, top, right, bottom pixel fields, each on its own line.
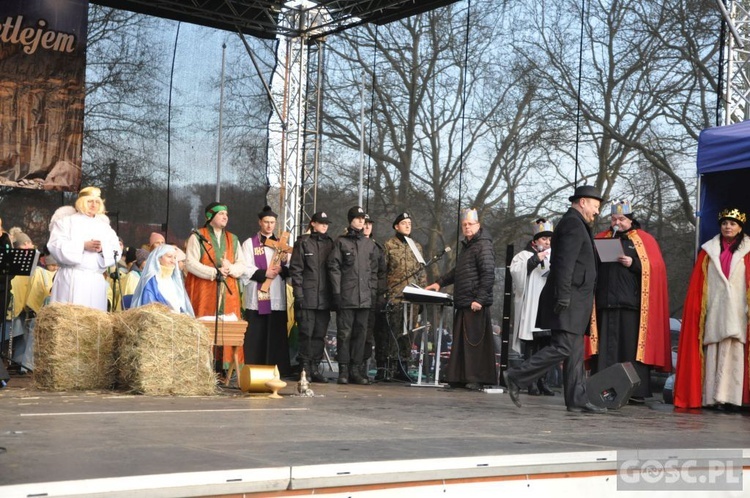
left=465, top=382, right=483, bottom=391
left=503, top=371, right=522, bottom=408
left=537, top=378, right=555, bottom=396
left=527, top=385, right=540, bottom=396
left=567, top=402, right=607, bottom=413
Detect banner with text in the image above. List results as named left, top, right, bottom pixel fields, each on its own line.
left=0, top=0, right=88, bottom=191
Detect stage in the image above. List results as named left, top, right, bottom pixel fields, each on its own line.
left=1, top=373, right=749, bottom=497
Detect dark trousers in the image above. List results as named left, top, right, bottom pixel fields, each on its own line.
left=508, top=329, right=587, bottom=408
left=297, top=309, right=330, bottom=363
left=244, top=309, right=291, bottom=376
left=336, top=308, right=369, bottom=365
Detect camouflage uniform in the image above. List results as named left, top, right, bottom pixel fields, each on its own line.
left=378, top=235, right=428, bottom=371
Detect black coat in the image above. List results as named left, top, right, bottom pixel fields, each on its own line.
left=289, top=231, right=334, bottom=310
left=536, top=208, right=597, bottom=335
left=327, top=227, right=379, bottom=309
left=437, top=227, right=495, bottom=309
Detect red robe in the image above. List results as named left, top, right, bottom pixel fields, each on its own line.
left=587, top=228, right=672, bottom=372
left=674, top=249, right=750, bottom=409
left=185, top=227, right=243, bottom=368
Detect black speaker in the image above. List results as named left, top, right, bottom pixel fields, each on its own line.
left=587, top=362, right=641, bottom=409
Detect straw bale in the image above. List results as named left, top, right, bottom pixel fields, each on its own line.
left=34, top=303, right=116, bottom=391
left=114, top=304, right=217, bottom=395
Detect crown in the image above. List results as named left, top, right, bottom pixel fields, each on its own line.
left=533, top=218, right=553, bottom=235
left=611, top=199, right=631, bottom=215
left=718, top=208, right=746, bottom=225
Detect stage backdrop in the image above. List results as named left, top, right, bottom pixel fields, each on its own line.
left=0, top=0, right=88, bottom=191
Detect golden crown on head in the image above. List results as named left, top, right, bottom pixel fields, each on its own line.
left=718, top=208, right=746, bottom=225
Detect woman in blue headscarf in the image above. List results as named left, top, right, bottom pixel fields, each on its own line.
left=131, top=244, right=194, bottom=316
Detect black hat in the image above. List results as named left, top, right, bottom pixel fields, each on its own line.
left=364, top=213, right=373, bottom=224
left=568, top=185, right=603, bottom=202
left=347, top=206, right=366, bottom=222
left=392, top=212, right=411, bottom=229
left=310, top=211, right=331, bottom=224
left=258, top=205, right=278, bottom=219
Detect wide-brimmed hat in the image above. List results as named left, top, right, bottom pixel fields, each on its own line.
left=568, top=185, right=603, bottom=202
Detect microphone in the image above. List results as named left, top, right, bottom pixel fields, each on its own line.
left=611, top=225, right=619, bottom=238
left=111, top=250, right=120, bottom=280
left=435, top=246, right=451, bottom=259
left=192, top=228, right=208, bottom=243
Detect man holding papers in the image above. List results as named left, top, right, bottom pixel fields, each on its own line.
left=589, top=200, right=671, bottom=402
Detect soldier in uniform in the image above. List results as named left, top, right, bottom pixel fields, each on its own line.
left=289, top=211, right=334, bottom=383
left=327, top=206, right=379, bottom=385
left=380, top=212, right=427, bottom=381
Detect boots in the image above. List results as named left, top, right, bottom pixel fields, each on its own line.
left=348, top=363, right=369, bottom=385
left=527, top=383, right=540, bottom=396
left=537, top=376, right=555, bottom=396
left=310, top=362, right=328, bottom=383
left=337, top=364, right=349, bottom=384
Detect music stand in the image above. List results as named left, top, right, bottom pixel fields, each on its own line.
left=402, top=286, right=453, bottom=388
left=0, top=249, right=39, bottom=367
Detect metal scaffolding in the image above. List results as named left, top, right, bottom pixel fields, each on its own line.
left=723, top=0, right=750, bottom=124
left=267, top=6, right=329, bottom=240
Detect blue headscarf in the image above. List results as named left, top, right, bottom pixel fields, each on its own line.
left=130, top=244, right=194, bottom=316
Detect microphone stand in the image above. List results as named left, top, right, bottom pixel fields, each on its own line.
left=381, top=247, right=449, bottom=383
left=110, top=251, right=123, bottom=311
left=194, top=230, right=233, bottom=374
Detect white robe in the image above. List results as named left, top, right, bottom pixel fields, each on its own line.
left=510, top=248, right=550, bottom=354
left=700, top=235, right=750, bottom=406
left=240, top=235, right=287, bottom=311
left=47, top=207, right=120, bottom=311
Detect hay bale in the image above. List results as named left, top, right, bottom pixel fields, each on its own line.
left=114, top=304, right=217, bottom=395
left=34, top=303, right=116, bottom=391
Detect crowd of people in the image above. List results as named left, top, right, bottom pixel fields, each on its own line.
left=2, top=184, right=749, bottom=414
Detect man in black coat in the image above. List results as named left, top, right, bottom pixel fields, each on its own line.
left=327, top=206, right=379, bottom=385
left=426, top=208, right=496, bottom=390
left=289, top=211, right=334, bottom=383
left=504, top=185, right=607, bottom=413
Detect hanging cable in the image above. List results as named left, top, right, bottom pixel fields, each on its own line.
left=573, top=0, right=586, bottom=188
left=716, top=6, right=727, bottom=127
left=455, top=0, right=472, bottom=250
left=165, top=22, right=180, bottom=237
left=365, top=25, right=378, bottom=212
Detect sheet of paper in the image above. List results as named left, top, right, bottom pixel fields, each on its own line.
left=594, top=238, right=624, bottom=263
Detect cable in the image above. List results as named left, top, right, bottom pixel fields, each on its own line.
left=455, top=0, right=471, bottom=249
left=165, top=22, right=180, bottom=237
left=365, top=25, right=378, bottom=213
left=573, top=0, right=586, bottom=187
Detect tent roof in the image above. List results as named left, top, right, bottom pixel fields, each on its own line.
left=91, top=0, right=460, bottom=40
left=697, top=120, right=750, bottom=175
